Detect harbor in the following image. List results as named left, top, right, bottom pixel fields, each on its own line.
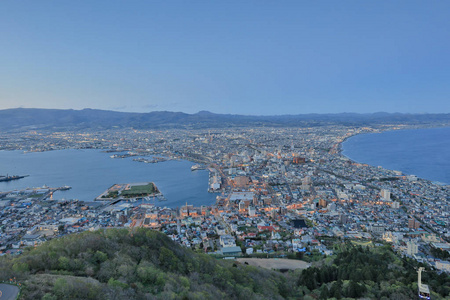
left=0, top=149, right=216, bottom=208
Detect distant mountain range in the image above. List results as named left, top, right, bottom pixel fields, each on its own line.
left=0, top=108, right=449, bottom=131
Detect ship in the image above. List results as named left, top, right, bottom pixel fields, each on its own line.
left=0, top=174, right=29, bottom=182
left=191, top=164, right=205, bottom=171
left=58, top=185, right=72, bottom=191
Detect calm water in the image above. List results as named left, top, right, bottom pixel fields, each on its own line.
left=342, top=127, right=450, bottom=185
left=0, top=149, right=216, bottom=208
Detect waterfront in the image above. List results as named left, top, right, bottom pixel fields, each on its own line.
left=342, top=126, right=450, bottom=185
left=1, top=125, right=449, bottom=280
left=0, top=149, right=216, bottom=208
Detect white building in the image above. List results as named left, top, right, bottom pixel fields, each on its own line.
left=210, top=175, right=221, bottom=190
left=391, top=201, right=400, bottom=209
left=407, top=240, right=418, bottom=255
left=383, top=231, right=403, bottom=244
left=229, top=192, right=254, bottom=203
left=248, top=206, right=256, bottom=217
left=219, top=235, right=236, bottom=248
left=435, top=260, right=450, bottom=273
left=369, top=223, right=385, bottom=234
left=380, top=189, right=391, bottom=201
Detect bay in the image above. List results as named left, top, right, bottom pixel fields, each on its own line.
left=0, top=149, right=216, bottom=208
left=342, top=126, right=450, bottom=185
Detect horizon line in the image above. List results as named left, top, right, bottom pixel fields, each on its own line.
left=2, top=107, right=449, bottom=117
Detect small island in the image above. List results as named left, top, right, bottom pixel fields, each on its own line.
left=96, top=182, right=161, bottom=201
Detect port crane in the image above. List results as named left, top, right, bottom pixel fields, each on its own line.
left=418, top=267, right=431, bottom=299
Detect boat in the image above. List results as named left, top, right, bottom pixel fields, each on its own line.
left=191, top=164, right=205, bottom=171
left=0, top=174, right=29, bottom=182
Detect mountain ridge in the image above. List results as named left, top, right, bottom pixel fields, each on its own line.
left=1, top=108, right=449, bottom=131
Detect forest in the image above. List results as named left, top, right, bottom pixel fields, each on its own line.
left=0, top=228, right=294, bottom=299
left=0, top=228, right=449, bottom=299
left=298, top=243, right=450, bottom=299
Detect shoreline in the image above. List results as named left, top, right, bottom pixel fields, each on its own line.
left=337, top=126, right=450, bottom=186
left=0, top=149, right=217, bottom=208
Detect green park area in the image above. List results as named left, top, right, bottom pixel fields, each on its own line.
left=121, top=183, right=158, bottom=198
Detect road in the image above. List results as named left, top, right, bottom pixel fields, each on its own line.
left=0, top=284, right=19, bottom=300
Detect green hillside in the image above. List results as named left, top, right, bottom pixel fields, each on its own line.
left=1, top=229, right=449, bottom=299
left=0, top=229, right=294, bottom=299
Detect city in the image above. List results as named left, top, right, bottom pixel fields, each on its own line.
left=1, top=124, right=449, bottom=277
left=1, top=1, right=450, bottom=298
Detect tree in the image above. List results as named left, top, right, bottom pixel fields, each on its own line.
left=330, top=280, right=342, bottom=299
left=319, top=285, right=329, bottom=299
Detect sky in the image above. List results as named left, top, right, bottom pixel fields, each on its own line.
left=0, top=1, right=449, bottom=115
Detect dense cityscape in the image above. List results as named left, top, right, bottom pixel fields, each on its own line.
left=1, top=124, right=449, bottom=279
left=2, top=1, right=450, bottom=298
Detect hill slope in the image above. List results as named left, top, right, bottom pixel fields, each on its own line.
left=1, top=229, right=449, bottom=299
left=0, top=228, right=294, bottom=299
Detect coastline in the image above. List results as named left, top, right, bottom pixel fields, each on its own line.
left=0, top=149, right=217, bottom=208
left=337, top=126, right=450, bottom=186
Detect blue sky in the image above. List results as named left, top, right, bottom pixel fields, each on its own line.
left=1, top=1, right=449, bottom=115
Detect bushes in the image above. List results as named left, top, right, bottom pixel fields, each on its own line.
left=0, top=228, right=298, bottom=299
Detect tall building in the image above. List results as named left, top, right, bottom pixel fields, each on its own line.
left=407, top=240, right=418, bottom=255
left=339, top=213, right=348, bottom=224
left=380, top=189, right=391, bottom=201
left=408, top=218, right=421, bottom=229
left=248, top=206, right=256, bottom=217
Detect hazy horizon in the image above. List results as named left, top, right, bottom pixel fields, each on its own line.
left=3, top=106, right=449, bottom=116
left=1, top=1, right=449, bottom=115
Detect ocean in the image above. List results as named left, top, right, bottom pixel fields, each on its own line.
left=0, top=149, right=217, bottom=208
left=342, top=126, right=450, bottom=185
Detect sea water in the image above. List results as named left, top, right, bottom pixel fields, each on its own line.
left=0, top=149, right=216, bottom=208
left=342, top=127, right=450, bottom=185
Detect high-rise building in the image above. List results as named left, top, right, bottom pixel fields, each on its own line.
left=408, top=218, right=420, bottom=229
left=339, top=213, right=348, bottom=224
left=380, top=189, right=391, bottom=201
left=407, top=240, right=418, bottom=255
left=248, top=206, right=256, bottom=217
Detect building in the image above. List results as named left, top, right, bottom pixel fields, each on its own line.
left=408, top=218, right=421, bottom=229
left=220, top=246, right=242, bottom=257
left=406, top=240, right=418, bottom=256
left=238, top=201, right=246, bottom=211
left=229, top=192, right=254, bottom=203
left=219, top=235, right=236, bottom=248
left=292, top=157, right=306, bottom=164
left=380, top=189, right=391, bottom=201
left=234, top=176, right=250, bottom=187
left=421, top=233, right=439, bottom=243
left=210, top=175, right=221, bottom=190
left=435, top=260, right=450, bottom=273
left=248, top=206, right=256, bottom=217
left=369, top=223, right=385, bottom=234
left=339, top=213, right=348, bottom=224
left=382, top=231, right=404, bottom=244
